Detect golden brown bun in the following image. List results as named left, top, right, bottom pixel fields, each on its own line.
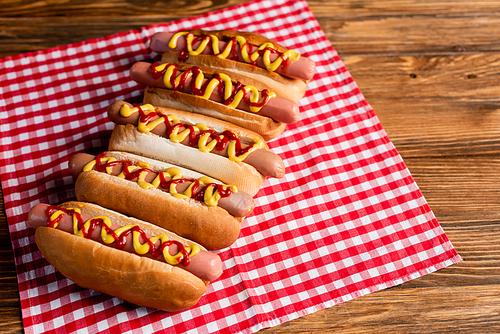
left=161, top=30, right=307, bottom=103
left=108, top=109, right=268, bottom=196
left=144, top=86, right=287, bottom=141
left=35, top=202, right=208, bottom=312
left=74, top=151, right=242, bottom=250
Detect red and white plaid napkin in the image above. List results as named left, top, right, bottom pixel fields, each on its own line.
left=0, top=0, right=461, bottom=333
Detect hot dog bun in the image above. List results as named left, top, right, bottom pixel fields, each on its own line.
left=72, top=151, right=244, bottom=250
left=31, top=201, right=211, bottom=312
left=108, top=101, right=283, bottom=196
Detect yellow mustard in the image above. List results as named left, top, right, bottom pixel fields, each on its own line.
left=169, top=31, right=301, bottom=72
left=49, top=207, right=200, bottom=265
left=83, top=157, right=237, bottom=207
left=150, top=63, right=276, bottom=113
left=119, top=103, right=265, bottom=162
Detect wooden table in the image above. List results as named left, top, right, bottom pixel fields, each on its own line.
left=2, top=0, right=499, bottom=332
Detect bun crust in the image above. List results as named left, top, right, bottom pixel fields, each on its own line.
left=35, top=226, right=207, bottom=312
left=108, top=122, right=266, bottom=197
left=74, top=151, right=242, bottom=250
left=144, top=86, right=286, bottom=141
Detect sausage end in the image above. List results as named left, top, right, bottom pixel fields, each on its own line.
left=27, top=203, right=50, bottom=229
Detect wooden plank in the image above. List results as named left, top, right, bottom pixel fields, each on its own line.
left=0, top=0, right=498, bottom=18
left=309, top=0, right=500, bottom=18
left=322, top=16, right=500, bottom=55
left=344, top=53, right=500, bottom=99
left=310, top=0, right=500, bottom=55
left=372, top=100, right=500, bottom=158
left=262, top=285, right=500, bottom=333
left=0, top=0, right=244, bottom=17
left=0, top=193, right=22, bottom=334
left=0, top=17, right=163, bottom=57
left=3, top=2, right=500, bottom=58
left=341, top=53, right=500, bottom=157
left=405, top=157, right=500, bottom=221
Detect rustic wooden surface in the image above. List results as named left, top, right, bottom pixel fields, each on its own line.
left=1, top=0, right=499, bottom=332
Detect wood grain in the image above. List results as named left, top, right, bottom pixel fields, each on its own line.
left=2, top=0, right=500, bottom=333
left=0, top=194, right=22, bottom=333
left=262, top=286, right=500, bottom=333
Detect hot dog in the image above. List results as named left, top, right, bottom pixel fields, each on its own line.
left=28, top=201, right=221, bottom=312
left=69, top=151, right=252, bottom=250
left=150, top=30, right=316, bottom=103
left=107, top=101, right=285, bottom=196
left=131, top=61, right=299, bottom=124
left=132, top=60, right=296, bottom=140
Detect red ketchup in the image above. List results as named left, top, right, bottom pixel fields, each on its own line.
left=135, top=103, right=251, bottom=160
left=46, top=205, right=193, bottom=265
left=149, top=62, right=272, bottom=113
left=92, top=152, right=233, bottom=203
left=176, top=32, right=286, bottom=71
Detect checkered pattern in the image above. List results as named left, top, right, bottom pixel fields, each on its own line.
left=0, top=0, right=461, bottom=333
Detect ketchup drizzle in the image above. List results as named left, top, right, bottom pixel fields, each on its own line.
left=177, top=33, right=286, bottom=71
left=149, top=62, right=273, bottom=113
left=213, top=74, right=244, bottom=106
left=46, top=205, right=192, bottom=265
left=135, top=102, right=253, bottom=159
left=92, top=153, right=233, bottom=202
